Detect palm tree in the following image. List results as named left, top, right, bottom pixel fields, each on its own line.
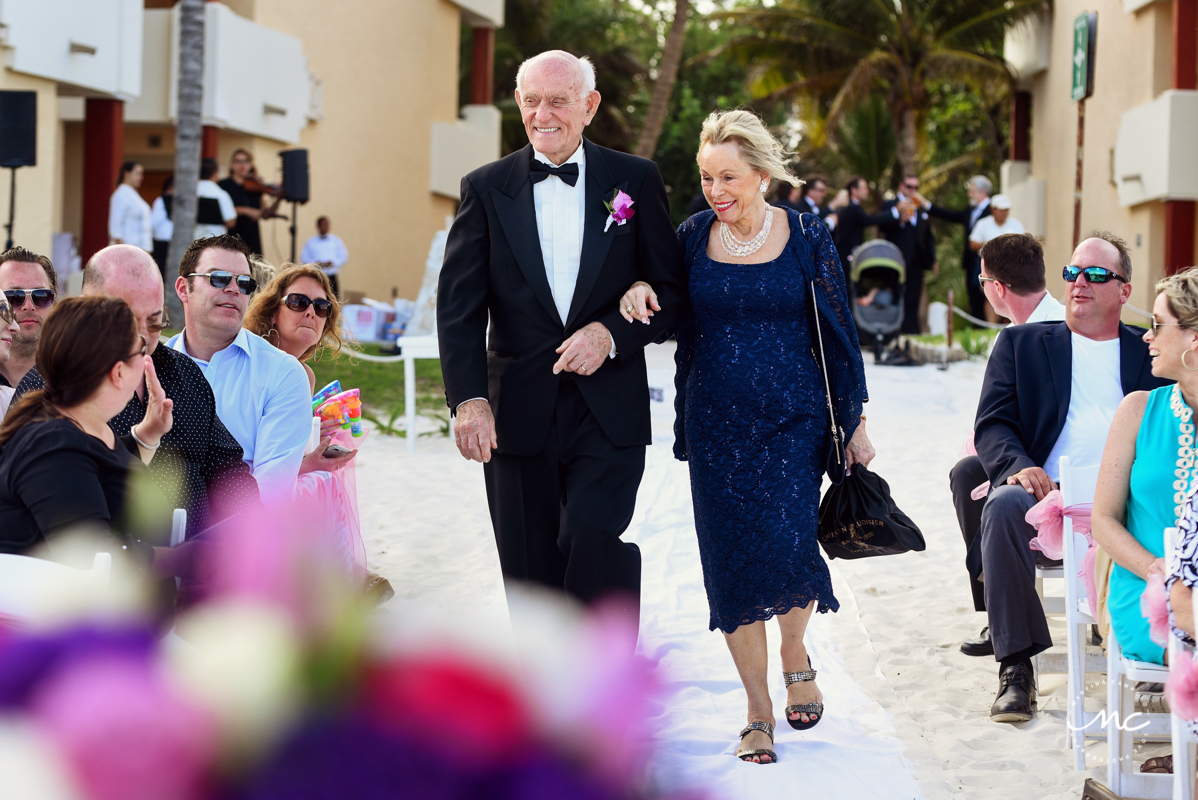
left=717, top=0, right=1045, bottom=176
left=166, top=0, right=205, bottom=323
left=635, top=0, right=690, bottom=158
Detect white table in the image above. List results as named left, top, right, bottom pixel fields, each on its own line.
left=395, top=334, right=441, bottom=453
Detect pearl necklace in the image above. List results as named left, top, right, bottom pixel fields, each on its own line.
left=1172, top=384, right=1197, bottom=519
left=720, top=207, right=773, bottom=258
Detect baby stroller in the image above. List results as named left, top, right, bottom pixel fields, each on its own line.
left=848, top=239, right=907, bottom=364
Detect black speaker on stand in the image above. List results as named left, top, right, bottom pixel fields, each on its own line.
left=0, top=91, right=37, bottom=250
left=280, top=149, right=309, bottom=262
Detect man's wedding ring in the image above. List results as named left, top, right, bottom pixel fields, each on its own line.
left=580, top=364, right=587, bottom=373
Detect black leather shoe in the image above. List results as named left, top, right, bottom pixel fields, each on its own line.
left=990, top=663, right=1037, bottom=723
left=961, top=626, right=993, bottom=657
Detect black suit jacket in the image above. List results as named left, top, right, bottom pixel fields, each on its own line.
left=437, top=140, right=687, bottom=456
left=833, top=201, right=894, bottom=267
left=974, top=321, right=1172, bottom=487
left=927, top=200, right=992, bottom=275
left=878, top=198, right=936, bottom=275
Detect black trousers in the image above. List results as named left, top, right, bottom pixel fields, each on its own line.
left=949, top=455, right=988, bottom=612
left=966, top=260, right=986, bottom=322
left=901, top=268, right=924, bottom=334
left=327, top=273, right=340, bottom=300
left=483, top=381, right=645, bottom=616
left=152, top=239, right=171, bottom=283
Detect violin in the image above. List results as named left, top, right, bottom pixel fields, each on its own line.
left=242, top=175, right=284, bottom=198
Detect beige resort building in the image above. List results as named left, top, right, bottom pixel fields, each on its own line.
left=0, top=0, right=502, bottom=304
left=1003, top=0, right=1198, bottom=316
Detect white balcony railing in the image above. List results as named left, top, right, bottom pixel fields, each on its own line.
left=0, top=0, right=142, bottom=99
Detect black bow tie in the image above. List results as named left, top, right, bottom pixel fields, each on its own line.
left=530, top=160, right=579, bottom=187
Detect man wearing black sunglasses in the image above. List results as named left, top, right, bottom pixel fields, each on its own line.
left=168, top=234, right=312, bottom=504
left=966, top=231, right=1170, bottom=725
left=0, top=246, right=57, bottom=389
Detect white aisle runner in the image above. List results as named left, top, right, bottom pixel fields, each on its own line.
left=633, top=345, right=925, bottom=799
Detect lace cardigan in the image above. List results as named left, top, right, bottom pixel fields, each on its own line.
left=672, top=208, right=868, bottom=463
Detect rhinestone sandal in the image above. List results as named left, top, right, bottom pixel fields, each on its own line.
left=735, top=720, right=777, bottom=763
left=784, top=656, right=824, bottom=730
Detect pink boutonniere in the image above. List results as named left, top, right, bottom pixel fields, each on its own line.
left=604, top=190, right=635, bottom=232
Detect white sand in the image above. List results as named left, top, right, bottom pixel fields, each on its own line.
left=355, top=343, right=1090, bottom=799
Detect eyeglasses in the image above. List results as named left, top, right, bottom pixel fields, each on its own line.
left=124, top=335, right=148, bottom=362
left=283, top=293, right=333, bottom=318
left=1063, top=265, right=1128, bottom=284
left=0, top=299, right=12, bottom=325
left=978, top=276, right=1010, bottom=288
left=186, top=271, right=258, bottom=295
left=3, top=288, right=55, bottom=309
left=1150, top=318, right=1186, bottom=336
left=146, top=309, right=169, bottom=335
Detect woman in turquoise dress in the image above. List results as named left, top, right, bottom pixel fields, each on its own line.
left=1093, top=272, right=1198, bottom=665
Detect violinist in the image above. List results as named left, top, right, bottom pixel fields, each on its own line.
left=219, top=148, right=282, bottom=256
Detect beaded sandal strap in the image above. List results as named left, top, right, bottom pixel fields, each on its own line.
left=738, top=721, right=775, bottom=742
left=787, top=702, right=824, bottom=714
left=783, top=669, right=817, bottom=685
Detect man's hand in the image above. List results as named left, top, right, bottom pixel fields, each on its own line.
left=1006, top=466, right=1056, bottom=501
left=455, top=399, right=497, bottom=463
left=553, top=321, right=613, bottom=376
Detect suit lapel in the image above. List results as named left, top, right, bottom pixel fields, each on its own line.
left=492, top=145, right=560, bottom=324
left=1118, top=323, right=1149, bottom=394
left=1044, top=323, right=1073, bottom=433
left=565, top=140, right=624, bottom=330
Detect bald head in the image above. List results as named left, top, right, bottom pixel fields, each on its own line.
left=82, top=244, right=167, bottom=354
left=515, top=50, right=596, bottom=96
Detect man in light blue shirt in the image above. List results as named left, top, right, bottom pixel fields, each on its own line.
left=167, top=234, right=312, bottom=503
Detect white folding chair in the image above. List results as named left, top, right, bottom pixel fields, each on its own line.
left=1106, top=520, right=1172, bottom=797
left=0, top=551, right=111, bottom=623
left=1172, top=526, right=1197, bottom=800
left=1059, top=456, right=1106, bottom=768
left=170, top=508, right=188, bottom=549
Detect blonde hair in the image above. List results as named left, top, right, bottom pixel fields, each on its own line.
left=697, top=110, right=800, bottom=188
left=244, top=263, right=344, bottom=363
left=1156, top=268, right=1198, bottom=330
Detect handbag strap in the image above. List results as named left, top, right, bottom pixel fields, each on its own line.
left=810, top=278, right=841, bottom=451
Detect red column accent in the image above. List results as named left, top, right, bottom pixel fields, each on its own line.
left=81, top=98, right=124, bottom=263
left=470, top=27, right=495, bottom=105
left=1010, top=91, right=1031, bottom=161
left=1166, top=0, right=1197, bottom=275
left=202, top=125, right=219, bottom=160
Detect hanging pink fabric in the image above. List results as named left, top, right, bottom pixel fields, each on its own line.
left=1025, top=490, right=1098, bottom=617
left=1140, top=572, right=1171, bottom=647
left=295, top=428, right=367, bottom=587
left=1168, top=648, right=1198, bottom=721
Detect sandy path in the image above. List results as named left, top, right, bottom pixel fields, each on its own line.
left=354, top=343, right=1087, bottom=798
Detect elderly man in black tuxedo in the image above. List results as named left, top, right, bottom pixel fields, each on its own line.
left=952, top=231, right=1169, bottom=724
left=437, top=51, right=687, bottom=620
left=923, top=175, right=993, bottom=321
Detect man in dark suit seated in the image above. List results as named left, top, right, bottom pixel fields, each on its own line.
left=950, top=231, right=1169, bottom=723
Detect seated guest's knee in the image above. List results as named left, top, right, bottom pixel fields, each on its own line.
left=981, top=484, right=1039, bottom=536
left=949, top=455, right=984, bottom=496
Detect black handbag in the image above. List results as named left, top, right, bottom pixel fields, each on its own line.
left=809, top=279, right=847, bottom=485
left=817, top=465, right=926, bottom=560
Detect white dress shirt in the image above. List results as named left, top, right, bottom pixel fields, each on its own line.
left=151, top=195, right=173, bottom=242
left=532, top=144, right=587, bottom=323
left=109, top=184, right=153, bottom=251
left=301, top=234, right=349, bottom=275
left=168, top=328, right=312, bottom=503
left=195, top=180, right=237, bottom=239
left=1025, top=291, right=1066, bottom=324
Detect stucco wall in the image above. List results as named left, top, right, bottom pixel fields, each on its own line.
left=1031, top=0, right=1177, bottom=318
left=0, top=71, right=60, bottom=261
left=246, top=0, right=462, bottom=303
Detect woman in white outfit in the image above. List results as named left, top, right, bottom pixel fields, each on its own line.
left=108, top=161, right=153, bottom=252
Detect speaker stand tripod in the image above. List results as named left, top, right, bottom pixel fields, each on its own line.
left=4, top=166, right=18, bottom=250
left=288, top=201, right=300, bottom=263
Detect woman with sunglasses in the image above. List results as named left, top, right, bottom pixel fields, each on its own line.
left=0, top=299, right=19, bottom=415
left=244, top=264, right=387, bottom=601
left=1093, top=268, right=1198, bottom=678
left=0, top=296, right=175, bottom=558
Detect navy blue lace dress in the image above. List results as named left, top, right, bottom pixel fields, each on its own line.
left=674, top=209, right=867, bottom=633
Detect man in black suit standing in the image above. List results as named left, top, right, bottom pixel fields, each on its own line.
left=878, top=175, right=937, bottom=334
left=957, top=231, right=1169, bottom=724
left=437, top=51, right=687, bottom=622
left=923, top=175, right=993, bottom=321
left=833, top=176, right=893, bottom=273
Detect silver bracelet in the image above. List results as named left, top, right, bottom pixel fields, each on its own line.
left=131, top=425, right=160, bottom=450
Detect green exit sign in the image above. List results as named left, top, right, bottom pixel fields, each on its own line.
left=1072, top=12, right=1097, bottom=102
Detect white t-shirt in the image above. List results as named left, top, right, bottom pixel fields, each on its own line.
left=195, top=180, right=237, bottom=240
left=970, top=215, right=1025, bottom=245
left=1043, top=333, right=1123, bottom=481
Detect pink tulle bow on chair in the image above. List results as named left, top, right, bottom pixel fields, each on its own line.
left=1025, top=490, right=1097, bottom=617
left=1168, top=648, right=1198, bottom=721
left=1140, top=573, right=1171, bottom=647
